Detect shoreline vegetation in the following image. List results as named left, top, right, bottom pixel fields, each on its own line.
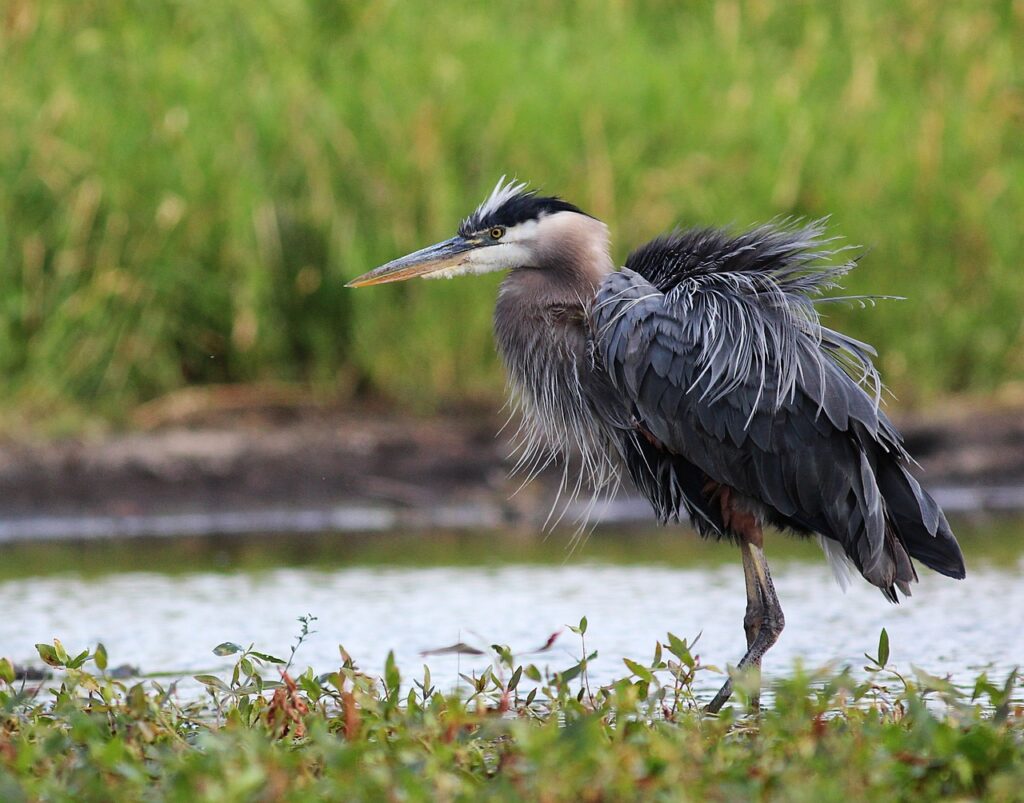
left=2, top=2, right=1022, bottom=435
left=2, top=627, right=1021, bottom=800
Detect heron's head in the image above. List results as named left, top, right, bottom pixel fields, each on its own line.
left=347, top=178, right=611, bottom=288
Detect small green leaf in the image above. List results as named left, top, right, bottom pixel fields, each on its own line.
left=559, top=661, right=585, bottom=684
left=878, top=628, right=889, bottom=667
left=94, top=643, right=108, bottom=671
left=250, top=651, right=286, bottom=664
left=194, top=674, right=231, bottom=692
left=491, top=644, right=513, bottom=664
left=213, top=642, right=243, bottom=657
left=53, top=639, right=69, bottom=663
left=912, top=666, right=958, bottom=695
left=623, top=658, right=654, bottom=683
left=127, top=683, right=148, bottom=713
left=578, top=616, right=588, bottom=635
left=666, top=633, right=694, bottom=668
left=36, top=643, right=62, bottom=667
left=0, top=658, right=14, bottom=684
left=384, top=650, right=400, bottom=695
left=67, top=649, right=91, bottom=669
left=299, top=671, right=320, bottom=699
left=508, top=666, right=523, bottom=691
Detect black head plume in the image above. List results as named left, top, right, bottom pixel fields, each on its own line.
left=459, top=177, right=589, bottom=237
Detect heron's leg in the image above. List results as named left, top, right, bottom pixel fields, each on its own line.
left=741, top=544, right=765, bottom=711
left=705, top=537, right=785, bottom=714
left=739, top=540, right=785, bottom=711
left=742, top=543, right=764, bottom=649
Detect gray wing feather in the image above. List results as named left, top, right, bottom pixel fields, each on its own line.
left=592, top=227, right=965, bottom=596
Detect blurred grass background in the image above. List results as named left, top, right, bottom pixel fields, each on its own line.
left=1, top=0, right=1021, bottom=434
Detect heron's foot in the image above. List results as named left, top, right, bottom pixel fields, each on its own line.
left=704, top=660, right=763, bottom=715
left=705, top=676, right=734, bottom=714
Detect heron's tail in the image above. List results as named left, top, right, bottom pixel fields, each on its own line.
left=877, top=462, right=966, bottom=580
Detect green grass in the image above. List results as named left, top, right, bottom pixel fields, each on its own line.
left=1, top=1, right=1022, bottom=431
left=2, top=626, right=1021, bottom=801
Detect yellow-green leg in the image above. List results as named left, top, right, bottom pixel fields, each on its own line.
left=705, top=535, right=785, bottom=714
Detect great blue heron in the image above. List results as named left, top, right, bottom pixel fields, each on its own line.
left=348, top=178, right=965, bottom=712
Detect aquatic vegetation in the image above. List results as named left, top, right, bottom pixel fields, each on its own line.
left=1, top=624, right=1021, bottom=801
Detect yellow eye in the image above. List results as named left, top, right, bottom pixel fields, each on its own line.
left=489, top=226, right=505, bottom=240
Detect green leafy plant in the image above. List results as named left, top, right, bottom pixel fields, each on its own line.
left=1, top=627, right=1021, bottom=800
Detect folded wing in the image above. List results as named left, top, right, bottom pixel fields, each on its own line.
left=591, top=222, right=964, bottom=599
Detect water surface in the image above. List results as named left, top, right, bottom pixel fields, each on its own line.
left=1, top=522, right=1020, bottom=701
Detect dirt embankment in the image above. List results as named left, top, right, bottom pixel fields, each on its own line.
left=0, top=392, right=1022, bottom=527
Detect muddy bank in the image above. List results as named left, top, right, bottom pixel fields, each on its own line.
left=0, top=397, right=1022, bottom=540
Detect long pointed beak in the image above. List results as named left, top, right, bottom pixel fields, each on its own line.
left=347, top=236, right=478, bottom=287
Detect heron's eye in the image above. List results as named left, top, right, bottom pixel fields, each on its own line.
left=489, top=226, right=505, bottom=240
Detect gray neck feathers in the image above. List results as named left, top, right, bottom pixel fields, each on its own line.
left=492, top=213, right=622, bottom=533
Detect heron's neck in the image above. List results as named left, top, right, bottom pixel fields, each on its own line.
left=528, top=212, right=614, bottom=296
left=491, top=215, right=623, bottom=505
left=494, top=223, right=610, bottom=386
left=494, top=212, right=613, bottom=378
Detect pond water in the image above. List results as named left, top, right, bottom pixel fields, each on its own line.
left=1, top=521, right=1021, bottom=702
